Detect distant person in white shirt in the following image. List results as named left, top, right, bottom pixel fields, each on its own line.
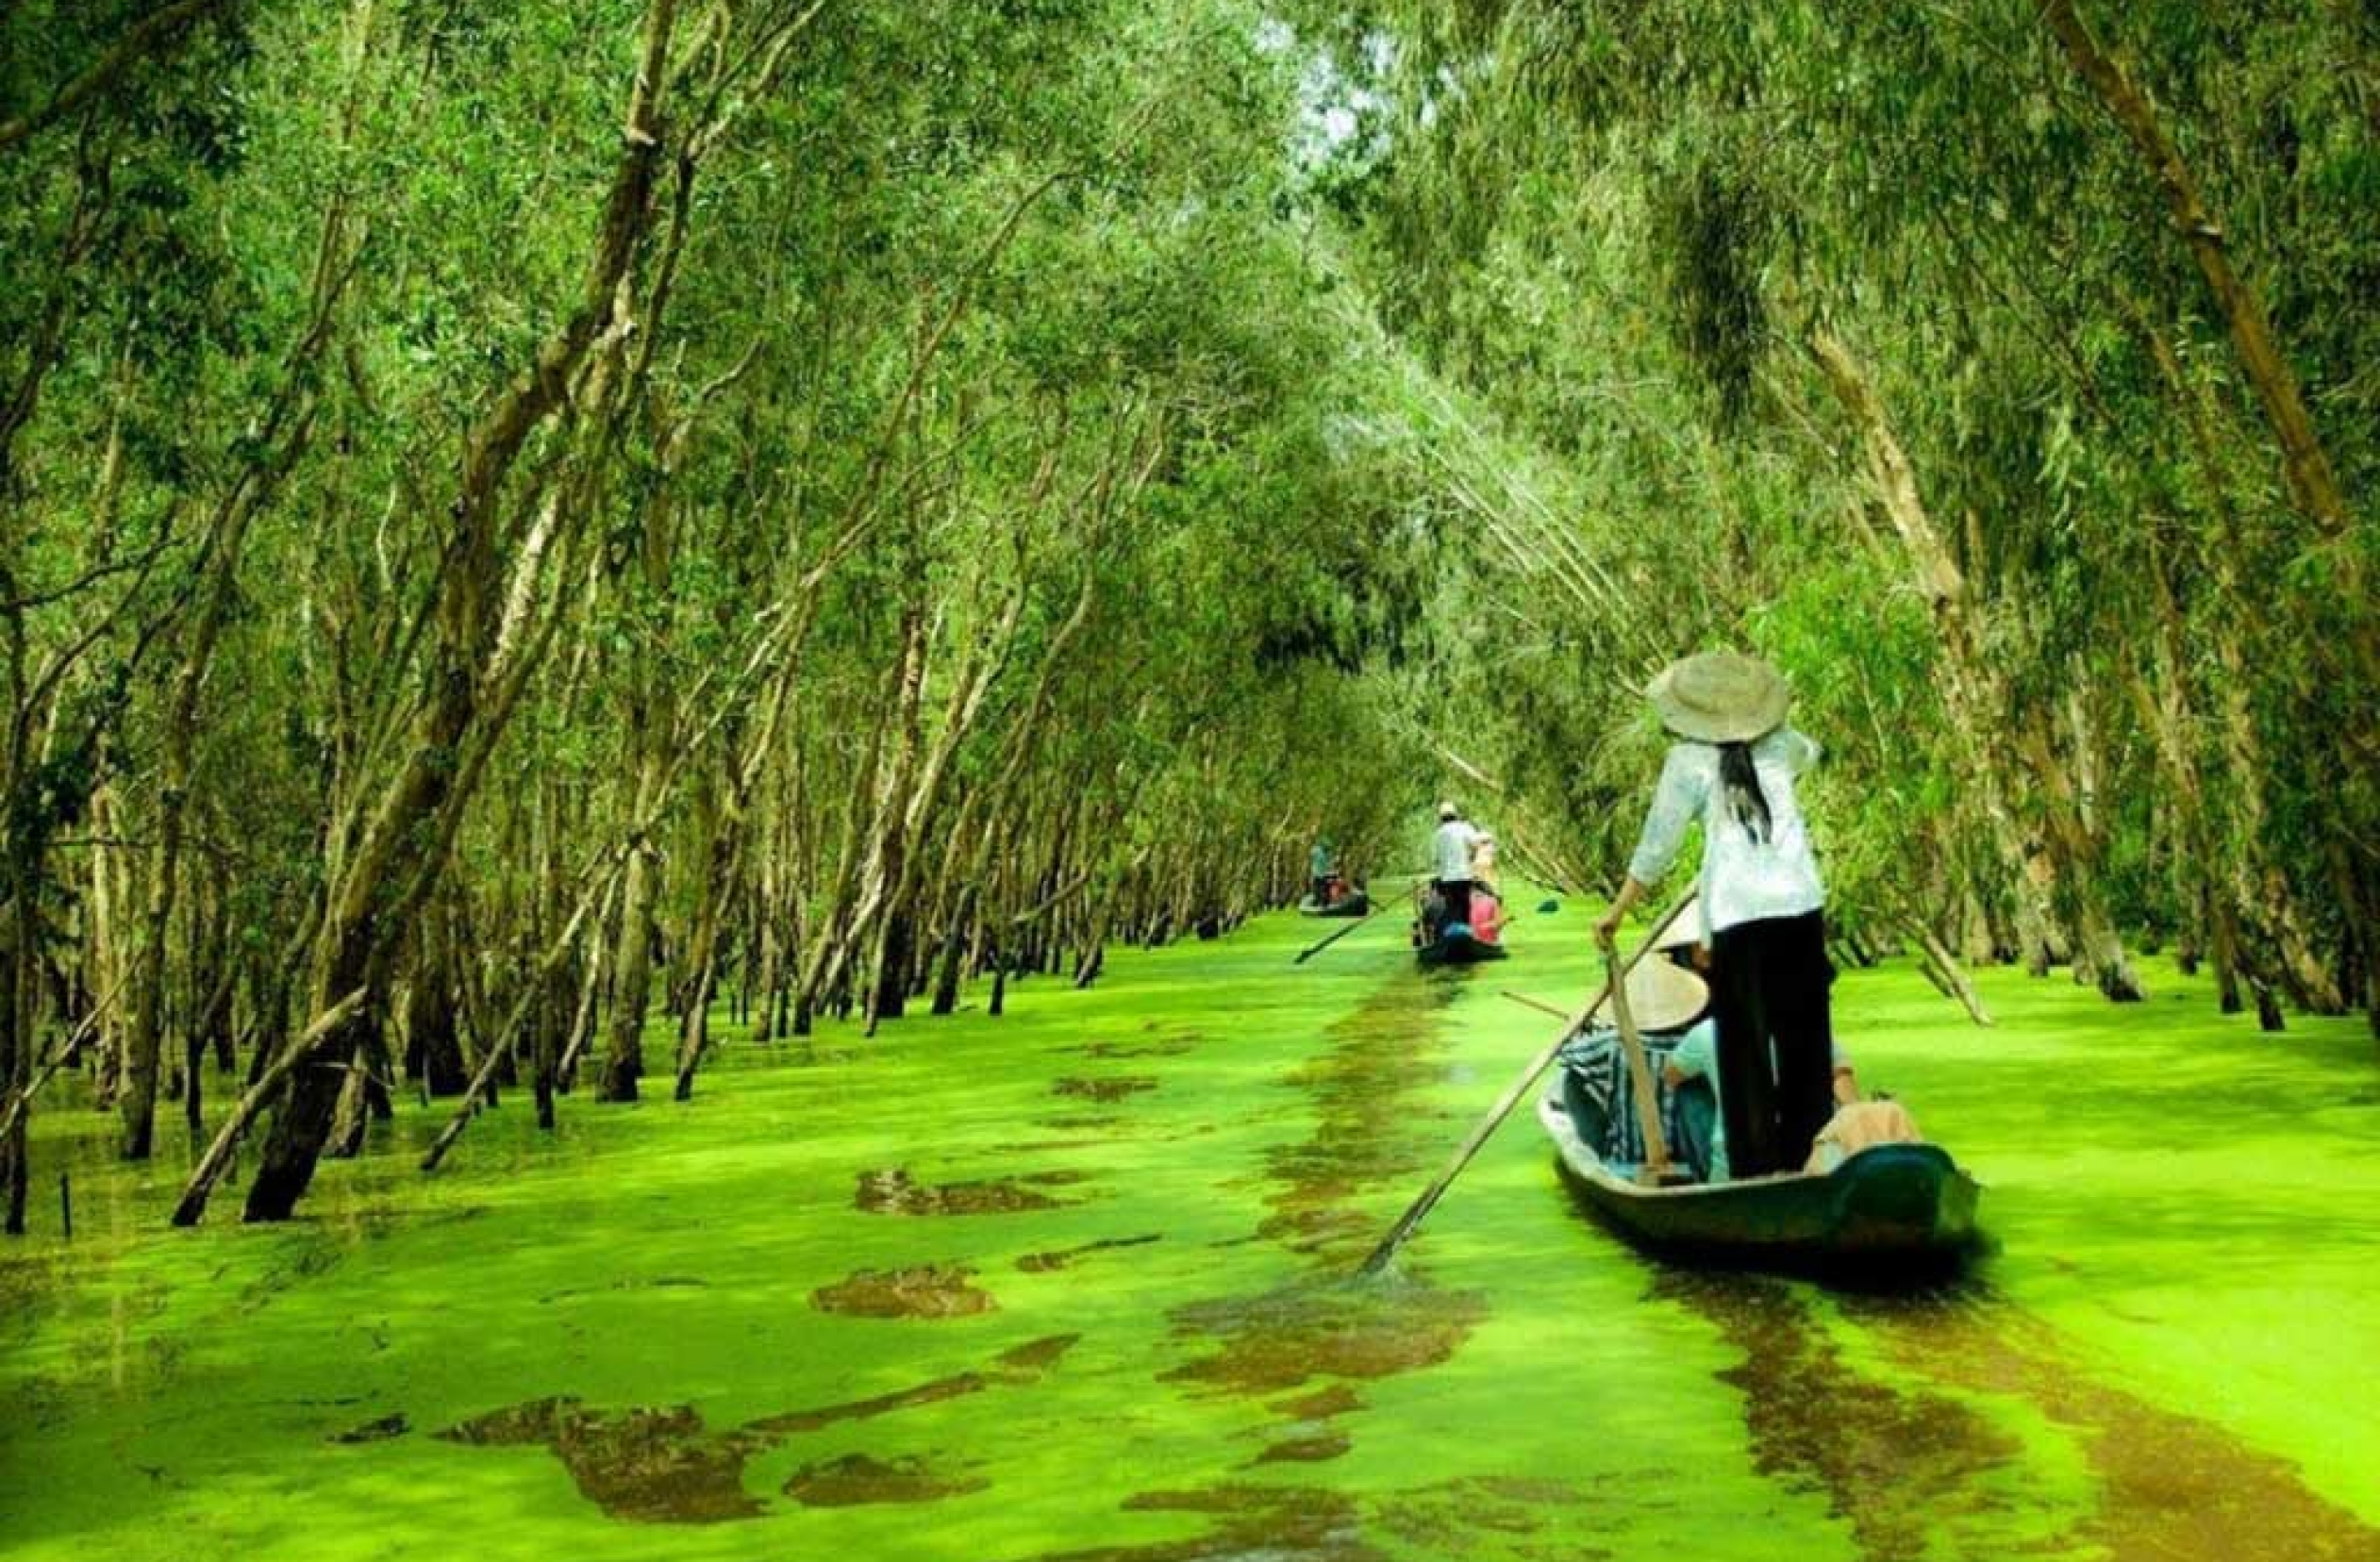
left=1595, top=652, right=1832, bottom=1177
left=1430, top=802, right=1483, bottom=932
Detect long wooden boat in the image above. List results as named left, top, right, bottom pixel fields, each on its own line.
left=1416, top=926, right=1507, bottom=967
left=1298, top=891, right=1371, bottom=919
left=1536, top=1095, right=1980, bottom=1268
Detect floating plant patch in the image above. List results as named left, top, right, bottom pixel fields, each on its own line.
left=812, top=1263, right=997, bottom=1319
left=855, top=1167, right=1089, bottom=1216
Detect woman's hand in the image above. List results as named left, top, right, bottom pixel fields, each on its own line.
left=1595, top=874, right=1645, bottom=954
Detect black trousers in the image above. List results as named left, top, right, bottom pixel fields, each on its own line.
left=1434, top=878, right=1473, bottom=928
left=1710, top=908, right=1834, bottom=1177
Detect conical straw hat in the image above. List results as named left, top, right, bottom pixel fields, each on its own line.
left=1651, top=893, right=1705, bottom=952
left=1588, top=956, right=1711, bottom=1035
left=1646, top=652, right=1789, bottom=744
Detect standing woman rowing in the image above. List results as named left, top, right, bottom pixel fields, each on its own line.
left=1593, top=653, right=1831, bottom=1178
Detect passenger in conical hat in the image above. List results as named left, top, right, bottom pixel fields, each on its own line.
left=1566, top=955, right=1731, bottom=1181
left=1584, top=955, right=1709, bottom=1035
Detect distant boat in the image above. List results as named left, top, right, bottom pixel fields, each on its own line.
left=1537, top=1094, right=1981, bottom=1270
left=1415, top=923, right=1506, bottom=967
left=1298, top=890, right=1371, bottom=919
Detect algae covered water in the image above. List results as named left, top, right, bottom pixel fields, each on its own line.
left=4, top=905, right=2378, bottom=1561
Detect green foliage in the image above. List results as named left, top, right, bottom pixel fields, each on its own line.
left=2, top=0, right=2374, bottom=1235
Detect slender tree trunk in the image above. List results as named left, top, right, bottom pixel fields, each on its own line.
left=2133, top=319, right=2344, bottom=1016
left=599, top=827, right=661, bottom=1103
left=404, top=903, right=467, bottom=1096
left=1807, top=325, right=2136, bottom=996
left=83, top=783, right=129, bottom=1105
left=2041, top=0, right=2365, bottom=553
left=224, top=0, right=682, bottom=1222
left=673, top=770, right=743, bottom=1100
left=2011, top=706, right=2143, bottom=1002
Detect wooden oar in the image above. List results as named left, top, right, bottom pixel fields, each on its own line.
left=1292, top=895, right=1387, bottom=964
left=1605, top=943, right=1676, bottom=1186
left=1499, top=990, right=1567, bottom=1021
left=1293, top=872, right=1431, bottom=964
left=1356, top=890, right=1695, bottom=1277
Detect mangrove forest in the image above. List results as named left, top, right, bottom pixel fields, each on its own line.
left=2, top=2, right=2376, bottom=1558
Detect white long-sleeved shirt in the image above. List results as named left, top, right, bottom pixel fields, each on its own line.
left=1432, top=819, right=1481, bottom=882
left=1625, top=730, right=1824, bottom=936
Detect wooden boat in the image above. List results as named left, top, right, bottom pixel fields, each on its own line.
left=1298, top=891, right=1371, bottom=919
left=1416, top=925, right=1507, bottom=967
left=1536, top=1095, right=1980, bottom=1268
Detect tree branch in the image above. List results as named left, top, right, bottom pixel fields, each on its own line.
left=0, top=0, right=237, bottom=156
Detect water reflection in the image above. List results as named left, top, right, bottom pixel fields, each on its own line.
left=1842, top=1287, right=2380, bottom=1561
left=855, top=1166, right=1089, bottom=1215
left=811, top=1261, right=997, bottom=1318
left=19, top=933, right=2379, bottom=1561
left=1654, top=1270, right=2021, bottom=1561
left=1652, top=1265, right=2380, bottom=1561
left=1052, top=1077, right=1159, bottom=1103
left=783, top=1451, right=990, bottom=1506
left=1163, top=1274, right=1487, bottom=1397
left=1016, top=1234, right=1161, bottom=1273
left=1028, top=1485, right=1373, bottom=1562
left=1118, top=971, right=1504, bottom=1558
left=436, top=1334, right=1081, bottom=1524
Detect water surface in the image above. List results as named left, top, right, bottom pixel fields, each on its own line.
left=3, top=906, right=2376, bottom=1560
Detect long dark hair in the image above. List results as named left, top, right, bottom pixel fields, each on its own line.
left=1719, top=741, right=1773, bottom=844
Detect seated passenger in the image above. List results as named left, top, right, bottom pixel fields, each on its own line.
left=1470, top=887, right=1504, bottom=943
left=1558, top=959, right=1717, bottom=1177
left=1414, top=885, right=1448, bottom=946
left=1471, top=833, right=1501, bottom=894
left=1661, top=1021, right=1727, bottom=1182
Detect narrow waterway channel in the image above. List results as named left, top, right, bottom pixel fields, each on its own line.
left=4, top=906, right=2377, bottom=1561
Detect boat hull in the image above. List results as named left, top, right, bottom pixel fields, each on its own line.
left=1537, top=1097, right=1980, bottom=1269
left=1417, top=929, right=1506, bottom=967
left=1299, top=893, right=1371, bottom=919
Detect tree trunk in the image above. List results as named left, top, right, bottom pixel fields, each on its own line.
left=404, top=906, right=468, bottom=1097
left=83, top=783, right=129, bottom=1105
left=672, top=767, right=740, bottom=1100
left=1806, top=325, right=2134, bottom=997
left=2011, top=706, right=2144, bottom=1002
left=600, top=834, right=660, bottom=1103
left=2042, top=0, right=2366, bottom=555
left=226, top=0, right=682, bottom=1222
left=2133, top=318, right=2340, bottom=1016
